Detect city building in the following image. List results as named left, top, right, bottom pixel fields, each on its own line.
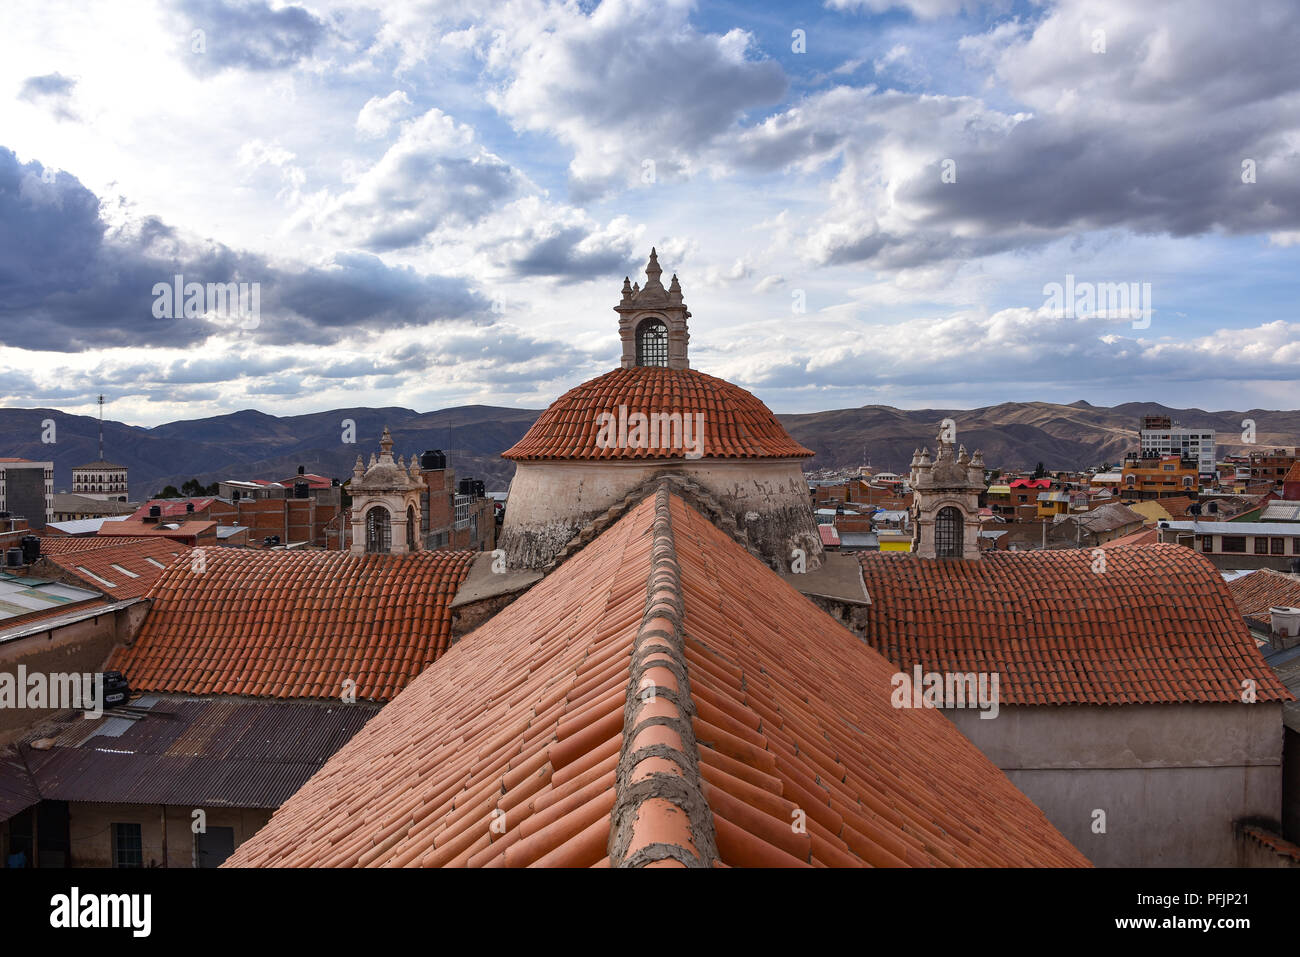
left=70, top=461, right=129, bottom=501
left=1120, top=452, right=1199, bottom=499
left=50, top=493, right=136, bottom=522
left=499, top=250, right=819, bottom=573
left=0, top=458, right=53, bottom=530
left=1139, top=415, right=1215, bottom=475
left=1251, top=448, right=1298, bottom=484
left=1157, top=520, right=1300, bottom=572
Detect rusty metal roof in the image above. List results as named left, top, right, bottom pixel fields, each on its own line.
left=18, top=695, right=380, bottom=809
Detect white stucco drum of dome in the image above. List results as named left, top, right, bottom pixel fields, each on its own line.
left=500, top=456, right=821, bottom=572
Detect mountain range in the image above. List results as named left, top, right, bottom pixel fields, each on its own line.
left=0, top=400, right=1294, bottom=500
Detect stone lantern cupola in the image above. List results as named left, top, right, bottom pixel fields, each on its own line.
left=349, top=427, right=425, bottom=554
left=909, top=427, right=985, bottom=560
left=616, top=248, right=690, bottom=370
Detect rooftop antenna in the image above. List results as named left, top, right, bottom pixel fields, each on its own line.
left=97, top=394, right=105, bottom=461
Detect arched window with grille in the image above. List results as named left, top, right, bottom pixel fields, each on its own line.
left=635, top=318, right=668, bottom=367
left=365, top=506, right=391, bottom=553
left=935, top=505, right=963, bottom=558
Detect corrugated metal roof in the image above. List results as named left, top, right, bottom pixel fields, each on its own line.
left=0, top=748, right=39, bottom=821
left=19, top=695, right=380, bottom=809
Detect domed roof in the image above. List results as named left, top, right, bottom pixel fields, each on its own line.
left=502, top=366, right=814, bottom=461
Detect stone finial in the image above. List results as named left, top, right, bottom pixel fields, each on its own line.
left=644, top=247, right=662, bottom=288
left=621, top=276, right=633, bottom=301
left=668, top=273, right=682, bottom=303
left=353, top=455, right=365, bottom=481
left=971, top=449, right=985, bottom=468
left=368, top=452, right=377, bottom=468
left=380, top=427, right=394, bottom=457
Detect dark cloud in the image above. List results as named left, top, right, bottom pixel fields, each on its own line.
left=0, top=147, right=490, bottom=352
left=177, top=0, right=328, bottom=75
left=505, top=226, right=636, bottom=279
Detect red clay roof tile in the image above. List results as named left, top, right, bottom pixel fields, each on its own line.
left=1228, top=569, right=1300, bottom=620
left=43, top=538, right=188, bottom=600
left=226, top=487, right=1086, bottom=868
left=501, top=367, right=813, bottom=461
left=857, top=546, right=1290, bottom=706
left=107, top=548, right=475, bottom=702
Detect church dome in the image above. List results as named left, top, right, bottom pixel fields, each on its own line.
left=502, top=366, right=813, bottom=461
left=497, top=250, right=821, bottom=573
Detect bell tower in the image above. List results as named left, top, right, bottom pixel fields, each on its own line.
left=615, top=248, right=690, bottom=370
left=909, top=427, right=985, bottom=560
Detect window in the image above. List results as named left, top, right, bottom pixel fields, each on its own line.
left=454, top=494, right=471, bottom=530
left=1271, top=538, right=1285, bottom=555
left=364, top=506, right=391, bottom=553
left=1221, top=536, right=1246, bottom=553
left=934, top=506, right=963, bottom=558
left=1254, top=537, right=1269, bottom=555
left=406, top=505, right=417, bottom=551
left=1200, top=536, right=1212, bottom=552
left=112, top=823, right=143, bottom=868
left=635, top=318, right=669, bottom=367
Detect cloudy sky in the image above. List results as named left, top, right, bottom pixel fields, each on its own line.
left=1, top=0, right=1297, bottom=426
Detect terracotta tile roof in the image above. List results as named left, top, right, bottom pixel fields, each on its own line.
left=43, top=538, right=189, bottom=600
left=129, top=498, right=218, bottom=521
left=227, top=487, right=1087, bottom=868
left=107, top=549, right=476, bottom=702
left=502, top=367, right=814, bottom=461
left=1285, top=462, right=1300, bottom=484
left=1152, top=495, right=1196, bottom=518
left=856, top=546, right=1291, bottom=706
left=1228, top=569, right=1300, bottom=620
left=97, top=520, right=216, bottom=540
left=38, top=535, right=142, bottom=555
left=818, top=524, right=840, bottom=547
left=1098, top=528, right=1157, bottom=549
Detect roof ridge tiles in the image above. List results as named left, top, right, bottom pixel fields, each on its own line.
left=607, top=484, right=720, bottom=868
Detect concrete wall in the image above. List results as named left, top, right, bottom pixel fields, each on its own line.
left=67, top=801, right=271, bottom=867
left=946, top=702, right=1285, bottom=867
left=500, top=458, right=820, bottom=571
left=0, top=601, right=149, bottom=743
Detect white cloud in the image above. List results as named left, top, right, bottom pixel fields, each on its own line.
left=355, top=90, right=412, bottom=139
